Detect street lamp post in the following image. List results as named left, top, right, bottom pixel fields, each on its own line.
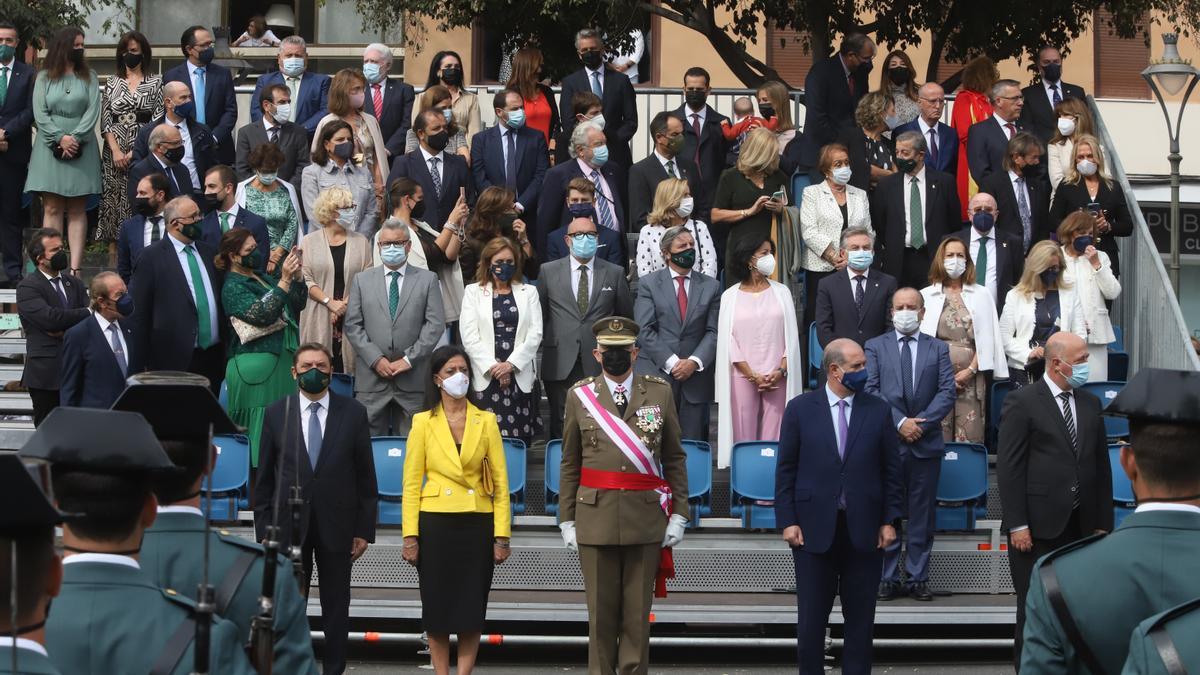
left=1142, top=33, right=1200, bottom=296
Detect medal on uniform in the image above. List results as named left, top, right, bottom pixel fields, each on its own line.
left=635, top=405, right=663, bottom=434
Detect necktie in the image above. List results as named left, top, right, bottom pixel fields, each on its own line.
left=429, top=156, right=442, bottom=197
left=166, top=165, right=181, bottom=194
left=286, top=78, right=300, bottom=119
left=927, top=128, right=939, bottom=167
left=675, top=275, right=688, bottom=320
left=184, top=246, right=213, bottom=348
left=268, top=126, right=279, bottom=144
left=388, top=270, right=400, bottom=319
left=307, top=401, right=323, bottom=469
left=613, top=384, right=627, bottom=415
left=150, top=216, right=163, bottom=242
left=590, top=70, right=603, bottom=97
left=976, top=236, right=989, bottom=287
left=909, top=176, right=925, bottom=248
left=900, top=336, right=915, bottom=410
left=691, top=114, right=703, bottom=168
left=854, top=275, right=865, bottom=313
left=108, top=324, right=127, bottom=376
left=665, top=159, right=677, bottom=179
left=372, top=83, right=384, bottom=119
left=1059, top=392, right=1078, bottom=453
left=577, top=265, right=589, bottom=314
left=0, top=66, right=8, bottom=107
left=1050, top=83, right=1062, bottom=106
left=219, top=212, right=231, bottom=233
left=50, top=277, right=68, bottom=307
left=505, top=130, right=518, bottom=189
left=193, top=67, right=206, bottom=125
left=590, top=170, right=616, bottom=231
left=1004, top=122, right=1016, bottom=139
left=836, top=400, right=849, bottom=460
left=1016, top=177, right=1032, bottom=250
left=848, top=73, right=856, bottom=96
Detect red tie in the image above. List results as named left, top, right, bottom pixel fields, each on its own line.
left=1004, top=122, right=1016, bottom=139
left=372, top=83, right=384, bottom=119
left=848, top=73, right=856, bottom=96
left=675, top=276, right=688, bottom=320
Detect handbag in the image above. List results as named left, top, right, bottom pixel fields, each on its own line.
left=229, top=315, right=286, bottom=344
left=480, top=455, right=496, bottom=497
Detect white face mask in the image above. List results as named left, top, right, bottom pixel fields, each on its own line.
left=754, top=253, right=776, bottom=277
left=336, top=207, right=356, bottom=225
left=830, top=166, right=853, bottom=185
left=1076, top=159, right=1098, bottom=177
left=1057, top=117, right=1076, bottom=136
left=675, top=197, right=694, bottom=219
left=440, top=371, right=470, bottom=399
left=944, top=257, right=967, bottom=279
left=273, top=103, right=293, bottom=122
left=893, top=309, right=921, bottom=335
left=584, top=114, right=606, bottom=131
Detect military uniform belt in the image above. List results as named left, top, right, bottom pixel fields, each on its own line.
left=579, top=467, right=677, bottom=598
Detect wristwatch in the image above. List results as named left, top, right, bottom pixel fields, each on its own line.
left=321, top=297, right=331, bottom=306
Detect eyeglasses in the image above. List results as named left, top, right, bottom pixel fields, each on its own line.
left=381, top=240, right=410, bottom=247
left=997, top=95, right=1024, bottom=102
left=969, top=207, right=997, bottom=215
left=919, top=97, right=946, bottom=105
left=567, top=232, right=598, bottom=240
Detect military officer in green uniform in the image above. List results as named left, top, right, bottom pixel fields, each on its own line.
left=0, top=455, right=63, bottom=675
left=559, top=317, right=690, bottom=675
left=1020, top=368, right=1200, bottom=674
left=1123, top=597, right=1200, bottom=675
left=114, top=373, right=318, bottom=675
left=20, top=407, right=256, bottom=675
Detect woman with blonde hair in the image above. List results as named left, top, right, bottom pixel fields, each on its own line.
left=404, top=84, right=471, bottom=165
left=635, top=178, right=718, bottom=279
left=505, top=47, right=559, bottom=147
left=298, top=186, right=373, bottom=374
left=311, top=68, right=389, bottom=200
left=998, top=239, right=1087, bottom=387
left=755, top=80, right=796, bottom=154
left=1057, top=211, right=1120, bottom=381
left=711, top=127, right=790, bottom=286
left=951, top=56, right=999, bottom=219
left=1049, top=133, right=1132, bottom=276
left=1046, top=97, right=1098, bottom=190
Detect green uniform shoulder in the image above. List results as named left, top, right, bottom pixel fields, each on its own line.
left=571, top=377, right=597, bottom=390
left=216, top=529, right=264, bottom=554
left=1033, top=532, right=1107, bottom=573
left=159, top=586, right=199, bottom=612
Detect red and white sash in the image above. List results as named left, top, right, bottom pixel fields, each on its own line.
left=574, top=383, right=670, bottom=515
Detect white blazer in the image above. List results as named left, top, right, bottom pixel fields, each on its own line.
left=459, top=281, right=543, bottom=393
left=998, top=286, right=1088, bottom=371
left=1060, top=248, right=1120, bottom=345
left=714, top=280, right=803, bottom=468
left=919, top=283, right=1009, bottom=379
left=798, top=180, right=872, bottom=272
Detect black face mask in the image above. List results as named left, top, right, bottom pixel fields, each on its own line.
left=1042, top=63, right=1062, bottom=83
left=580, top=50, right=604, bottom=70
left=858, top=59, right=874, bottom=75
left=491, top=261, right=516, bottom=282
left=758, top=103, right=776, bottom=119
left=601, top=348, right=632, bottom=376
left=895, top=156, right=919, bottom=174
left=670, top=248, right=697, bottom=269
left=425, top=130, right=450, bottom=153
left=409, top=199, right=426, bottom=220
left=332, top=141, right=354, bottom=160
left=888, top=67, right=910, bottom=86
left=685, top=90, right=707, bottom=109
left=197, top=46, right=215, bottom=65
left=134, top=197, right=158, bottom=217
left=163, top=145, right=185, bottom=164
left=48, top=250, right=69, bottom=272
left=70, top=48, right=85, bottom=67
left=202, top=193, right=222, bottom=213
left=179, top=219, right=204, bottom=242
left=440, top=67, right=463, bottom=86
left=123, top=52, right=143, bottom=69
left=1022, top=161, right=1044, bottom=177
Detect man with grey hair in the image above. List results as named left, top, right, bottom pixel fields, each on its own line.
left=815, top=225, right=897, bottom=350
left=58, top=271, right=136, bottom=408
left=559, top=27, right=637, bottom=170
left=894, top=82, right=957, bottom=175
left=535, top=123, right=627, bottom=258
left=250, top=33, right=331, bottom=134
left=126, top=123, right=194, bottom=206
left=131, top=81, right=216, bottom=192
left=633, top=224, right=720, bottom=440
left=967, top=78, right=1027, bottom=184
left=362, top=42, right=415, bottom=157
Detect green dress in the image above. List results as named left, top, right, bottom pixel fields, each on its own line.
left=244, top=184, right=299, bottom=251
left=25, top=71, right=102, bottom=196
left=222, top=271, right=307, bottom=465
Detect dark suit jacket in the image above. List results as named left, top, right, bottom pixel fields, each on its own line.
left=58, top=315, right=133, bottom=408
left=16, top=272, right=90, bottom=390
left=864, top=331, right=957, bottom=458
left=116, top=213, right=166, bottom=283
left=126, top=155, right=195, bottom=205
left=131, top=115, right=217, bottom=184
left=385, top=150, right=472, bottom=234
left=234, top=119, right=311, bottom=184
left=836, top=125, right=888, bottom=193
left=363, top=77, right=415, bottom=158
left=128, top=236, right=225, bottom=372
left=870, top=168, right=962, bottom=277
left=558, top=67, right=637, bottom=168
left=470, top=125, right=549, bottom=217
left=815, top=269, right=897, bottom=348
left=950, top=225, right=1024, bottom=316
left=997, top=378, right=1114, bottom=539
left=894, top=119, right=958, bottom=176
left=1020, top=81, right=1087, bottom=144
left=967, top=116, right=1025, bottom=185
left=672, top=104, right=728, bottom=195
left=979, top=169, right=1051, bottom=252
left=0, top=60, right=36, bottom=168
left=199, top=208, right=270, bottom=272
left=249, top=70, right=331, bottom=134
left=162, top=62, right=238, bottom=163
left=544, top=224, right=625, bottom=268
left=627, top=153, right=703, bottom=230
left=796, top=54, right=869, bottom=172
left=774, top=388, right=904, bottom=553
left=535, top=159, right=626, bottom=257
left=1049, top=179, right=1132, bottom=277
left=254, top=392, right=379, bottom=552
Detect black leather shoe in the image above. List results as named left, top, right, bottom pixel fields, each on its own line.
left=909, top=582, right=933, bottom=601
left=877, top=581, right=902, bottom=601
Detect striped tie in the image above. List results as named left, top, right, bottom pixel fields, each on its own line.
left=590, top=170, right=617, bottom=231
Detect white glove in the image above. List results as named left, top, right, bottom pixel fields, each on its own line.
left=559, top=521, right=578, bottom=551
left=662, top=513, right=688, bottom=548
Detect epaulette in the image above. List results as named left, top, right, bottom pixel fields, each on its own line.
left=571, top=377, right=596, bottom=389
left=1036, top=531, right=1107, bottom=569
left=160, top=586, right=199, bottom=611
left=641, top=375, right=669, bottom=386
left=216, top=529, right=265, bottom=554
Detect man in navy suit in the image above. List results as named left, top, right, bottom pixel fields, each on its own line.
left=386, top=110, right=472, bottom=235
left=558, top=29, right=638, bottom=171
left=776, top=337, right=903, bottom=675
left=536, top=123, right=626, bottom=258
left=471, top=89, right=549, bottom=225
left=864, top=288, right=956, bottom=602
left=116, top=173, right=170, bottom=283
left=163, top=26, right=238, bottom=164
left=126, top=124, right=195, bottom=206
left=815, top=227, right=897, bottom=349
left=627, top=111, right=703, bottom=230
left=0, top=22, right=35, bottom=284
left=199, top=165, right=269, bottom=272
left=543, top=178, right=624, bottom=267
left=59, top=272, right=135, bottom=409
left=362, top=43, right=414, bottom=158
left=951, top=192, right=1024, bottom=316
left=894, top=83, right=957, bottom=177
left=131, top=81, right=216, bottom=193
left=795, top=34, right=876, bottom=179
left=250, top=36, right=330, bottom=136
left=978, top=132, right=1051, bottom=254
left=1019, top=46, right=1087, bottom=144
left=967, top=79, right=1026, bottom=186
left=129, top=197, right=225, bottom=395
left=673, top=66, right=728, bottom=197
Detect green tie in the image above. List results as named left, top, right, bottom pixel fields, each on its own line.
left=184, top=245, right=213, bottom=348
left=388, top=271, right=400, bottom=319
left=0, top=67, right=8, bottom=107
left=976, top=236, right=988, bottom=287
left=577, top=265, right=589, bottom=315
left=665, top=159, right=676, bottom=178
left=909, top=176, right=925, bottom=249
left=219, top=212, right=231, bottom=233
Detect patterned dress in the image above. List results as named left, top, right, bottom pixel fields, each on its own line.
left=98, top=75, right=164, bottom=241
left=470, top=292, right=538, bottom=444
left=244, top=184, right=299, bottom=251
left=936, top=293, right=985, bottom=443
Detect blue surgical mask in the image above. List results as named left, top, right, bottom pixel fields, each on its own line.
left=1072, top=235, right=1093, bottom=253
left=831, top=166, right=853, bottom=185
left=1061, top=359, right=1090, bottom=389
left=381, top=243, right=407, bottom=267
left=490, top=261, right=516, bottom=282
left=281, top=57, right=305, bottom=78
left=840, top=367, right=869, bottom=393
left=590, top=145, right=609, bottom=167
left=506, top=109, right=526, bottom=129
left=257, top=172, right=277, bottom=186
left=363, top=62, right=383, bottom=84
left=172, top=100, right=195, bottom=119
left=847, top=250, right=873, bottom=271
left=337, top=207, right=356, bottom=225
left=570, top=233, right=598, bottom=260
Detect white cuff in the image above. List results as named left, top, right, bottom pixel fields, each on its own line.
left=1010, top=525, right=1029, bottom=533
left=897, top=416, right=908, bottom=430
left=664, top=354, right=680, bottom=373
left=688, top=356, right=705, bottom=371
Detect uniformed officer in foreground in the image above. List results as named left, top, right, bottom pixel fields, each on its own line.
left=114, top=373, right=318, bottom=674
left=559, top=317, right=690, bottom=675
left=20, top=407, right=256, bottom=675
left=1123, top=596, right=1200, bottom=675
left=0, top=455, right=63, bottom=674
left=1020, top=368, right=1200, bottom=674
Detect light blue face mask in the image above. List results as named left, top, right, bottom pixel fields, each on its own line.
left=847, top=250, right=874, bottom=271
left=381, top=243, right=407, bottom=267
left=257, top=172, right=277, bottom=186
left=442, top=108, right=453, bottom=123
left=590, top=144, right=609, bottom=167
left=281, top=57, right=305, bottom=78
left=506, top=108, right=527, bottom=129
left=569, top=233, right=598, bottom=260
left=1061, top=359, right=1090, bottom=389
left=362, top=62, right=383, bottom=84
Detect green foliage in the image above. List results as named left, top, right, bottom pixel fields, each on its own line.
left=0, top=0, right=132, bottom=52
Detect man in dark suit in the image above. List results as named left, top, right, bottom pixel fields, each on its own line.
left=255, top=342, right=378, bottom=675
left=58, top=272, right=134, bottom=409
left=894, top=83, right=957, bottom=177
left=131, top=82, right=216, bottom=195
left=871, top=130, right=961, bottom=288
left=538, top=216, right=633, bottom=439
left=978, top=132, right=1050, bottom=254
left=116, top=173, right=170, bottom=283
left=997, top=331, right=1113, bottom=666
left=776, top=337, right=902, bottom=675
left=674, top=66, right=728, bottom=198
left=1019, top=46, right=1087, bottom=144
left=362, top=43, right=414, bottom=158
left=628, top=111, right=703, bottom=230
left=558, top=28, right=638, bottom=171
left=553, top=91, right=603, bottom=166
left=967, top=79, right=1026, bottom=185
left=543, top=179, right=625, bottom=267
left=815, top=227, right=897, bottom=348
left=953, top=192, right=1024, bottom=316
left=199, top=165, right=269, bottom=271
left=249, top=36, right=331, bottom=136
left=127, top=124, right=195, bottom=206
left=16, top=229, right=90, bottom=425
left=864, top=289, right=956, bottom=602
left=471, top=89, right=549, bottom=223
left=0, top=22, right=35, bottom=284
left=128, top=197, right=225, bottom=395
left=163, top=26, right=238, bottom=164
left=386, top=110, right=472, bottom=236
left=536, top=123, right=626, bottom=257
left=795, top=33, right=876, bottom=179
left=236, top=82, right=311, bottom=183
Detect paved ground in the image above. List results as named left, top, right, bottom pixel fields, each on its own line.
left=343, top=663, right=1013, bottom=673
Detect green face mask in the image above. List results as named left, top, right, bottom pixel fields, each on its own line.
left=0, top=45, right=14, bottom=63
left=297, top=367, right=331, bottom=394
left=666, top=133, right=685, bottom=154
left=242, top=248, right=263, bottom=269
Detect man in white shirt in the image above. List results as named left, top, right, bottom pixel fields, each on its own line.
left=895, top=82, right=957, bottom=176
left=132, top=82, right=217, bottom=192
left=628, top=111, right=703, bottom=229
left=1019, top=46, right=1088, bottom=144
left=953, top=192, right=1024, bottom=316
left=966, top=79, right=1025, bottom=184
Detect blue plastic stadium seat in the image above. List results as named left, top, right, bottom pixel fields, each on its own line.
left=934, top=442, right=989, bottom=531
left=1107, top=352, right=1129, bottom=383
left=544, top=440, right=562, bottom=517
left=729, top=441, right=779, bottom=529
left=372, top=437, right=407, bottom=525
left=1082, top=381, right=1129, bottom=440
left=1109, top=326, right=1125, bottom=352
left=988, top=380, right=1014, bottom=453
left=682, top=440, right=713, bottom=526
left=502, top=438, right=527, bottom=514
left=807, top=323, right=821, bottom=390
left=1109, top=444, right=1136, bottom=527
left=202, top=434, right=250, bottom=522
left=330, top=373, right=354, bottom=399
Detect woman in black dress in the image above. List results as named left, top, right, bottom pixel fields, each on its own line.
left=1049, top=133, right=1132, bottom=276
left=711, top=127, right=791, bottom=286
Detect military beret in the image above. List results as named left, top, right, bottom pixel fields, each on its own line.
left=19, top=407, right=175, bottom=472
left=1106, top=368, right=1200, bottom=427
left=0, top=455, right=61, bottom=533
left=592, top=316, right=640, bottom=346
left=112, top=371, right=241, bottom=438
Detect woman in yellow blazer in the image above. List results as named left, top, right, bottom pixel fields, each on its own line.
left=401, top=344, right=511, bottom=675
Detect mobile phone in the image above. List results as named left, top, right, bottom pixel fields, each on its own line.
left=290, top=246, right=303, bottom=262
left=771, top=189, right=787, bottom=206
left=1086, top=202, right=1102, bottom=215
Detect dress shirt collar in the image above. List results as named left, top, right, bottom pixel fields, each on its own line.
left=263, top=116, right=279, bottom=132
left=1043, top=372, right=1071, bottom=399
left=993, top=112, right=1016, bottom=128
left=895, top=329, right=919, bottom=343
left=602, top=371, right=634, bottom=400
left=847, top=266, right=870, bottom=281
left=570, top=254, right=594, bottom=273
left=39, top=269, right=61, bottom=283
left=670, top=268, right=691, bottom=283
left=970, top=226, right=988, bottom=243
left=383, top=263, right=408, bottom=276
left=584, top=65, right=605, bottom=81
left=907, top=165, right=927, bottom=182
left=577, top=157, right=601, bottom=177
left=1043, top=79, right=1061, bottom=96
left=302, top=390, right=331, bottom=411
left=1134, top=503, right=1200, bottom=515
left=62, top=553, right=140, bottom=569
left=838, top=54, right=852, bottom=78
left=685, top=106, right=706, bottom=126
left=419, top=145, right=444, bottom=164
left=93, top=310, right=118, bottom=334
left=169, top=232, right=195, bottom=255
left=653, top=150, right=675, bottom=169
left=154, top=153, right=173, bottom=171
left=1009, top=170, right=1025, bottom=185
left=918, top=117, right=938, bottom=136
left=157, top=505, right=204, bottom=516
left=0, top=638, right=48, bottom=657
left=219, top=202, right=240, bottom=219
left=825, top=383, right=854, bottom=406
left=186, top=60, right=205, bottom=79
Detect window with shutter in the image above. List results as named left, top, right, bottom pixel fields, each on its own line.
left=1093, top=9, right=1151, bottom=99
left=766, top=27, right=815, bottom=87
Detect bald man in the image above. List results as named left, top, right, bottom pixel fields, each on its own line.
left=997, top=331, right=1112, bottom=667
left=132, top=81, right=217, bottom=191
left=894, top=82, right=957, bottom=175
left=948, top=191, right=1024, bottom=314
